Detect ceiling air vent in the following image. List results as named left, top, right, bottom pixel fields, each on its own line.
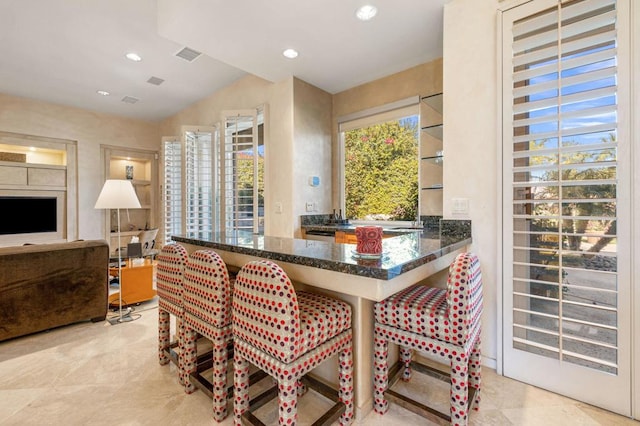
left=121, top=96, right=139, bottom=104
left=147, top=76, right=165, bottom=86
left=175, top=46, right=202, bottom=62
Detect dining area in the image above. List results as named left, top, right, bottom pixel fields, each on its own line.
left=157, top=219, right=481, bottom=425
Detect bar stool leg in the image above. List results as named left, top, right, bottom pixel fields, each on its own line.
left=373, top=330, right=390, bottom=415
left=469, top=337, right=482, bottom=409
left=177, top=317, right=186, bottom=385
left=182, top=326, right=197, bottom=394
left=339, top=345, right=354, bottom=425
left=158, top=309, right=170, bottom=365
left=399, top=346, right=413, bottom=381
left=212, top=336, right=229, bottom=421
left=278, top=379, right=298, bottom=425
left=233, top=354, right=250, bottom=426
left=450, top=356, right=470, bottom=425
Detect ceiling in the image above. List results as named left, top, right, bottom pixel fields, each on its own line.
left=0, top=0, right=445, bottom=122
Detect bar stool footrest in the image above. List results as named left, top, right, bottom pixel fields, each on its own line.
left=240, top=374, right=346, bottom=426
left=190, top=368, right=270, bottom=399
left=385, top=360, right=476, bottom=425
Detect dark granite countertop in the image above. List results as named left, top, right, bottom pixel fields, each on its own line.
left=172, top=229, right=471, bottom=281
left=302, top=223, right=425, bottom=237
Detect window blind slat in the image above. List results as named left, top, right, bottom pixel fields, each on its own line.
left=514, top=104, right=616, bottom=128
left=514, top=46, right=615, bottom=84
left=514, top=65, right=616, bottom=98
left=514, top=85, right=616, bottom=115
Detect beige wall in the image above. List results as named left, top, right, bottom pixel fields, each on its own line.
left=159, top=74, right=298, bottom=238
left=292, top=78, right=333, bottom=237
left=331, top=59, right=443, bottom=209
left=444, top=0, right=500, bottom=368
left=0, top=93, right=159, bottom=241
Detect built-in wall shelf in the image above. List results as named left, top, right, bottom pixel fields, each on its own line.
left=420, top=92, right=444, bottom=216
left=101, top=145, right=158, bottom=252
left=422, top=184, right=443, bottom=190
left=421, top=93, right=443, bottom=114
left=0, top=131, right=78, bottom=245
left=421, top=155, right=444, bottom=164
left=421, top=124, right=443, bottom=140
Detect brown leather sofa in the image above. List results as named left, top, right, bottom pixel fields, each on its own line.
left=0, top=239, right=110, bottom=342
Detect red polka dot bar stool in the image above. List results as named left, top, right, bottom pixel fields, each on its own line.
left=182, top=249, right=234, bottom=421
left=232, top=259, right=354, bottom=426
left=157, top=243, right=189, bottom=384
left=373, top=252, right=483, bottom=426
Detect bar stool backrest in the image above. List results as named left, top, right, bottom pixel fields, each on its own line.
left=183, top=250, right=233, bottom=328
left=446, top=252, right=484, bottom=346
left=156, top=243, right=188, bottom=306
left=233, top=259, right=301, bottom=363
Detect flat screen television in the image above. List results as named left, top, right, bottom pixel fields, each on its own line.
left=0, top=196, right=57, bottom=235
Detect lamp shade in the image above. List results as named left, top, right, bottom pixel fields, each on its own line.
left=94, top=179, right=141, bottom=209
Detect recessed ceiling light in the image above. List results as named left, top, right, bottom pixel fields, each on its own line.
left=29, top=147, right=36, bottom=151
left=356, top=5, right=378, bottom=21
left=125, top=52, right=142, bottom=62
left=96, top=90, right=110, bottom=96
left=282, top=48, right=299, bottom=59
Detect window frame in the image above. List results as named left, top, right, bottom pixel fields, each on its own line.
left=337, top=96, right=421, bottom=225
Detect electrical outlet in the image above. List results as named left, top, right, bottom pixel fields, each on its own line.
left=275, top=202, right=283, bottom=214
left=305, top=201, right=314, bottom=212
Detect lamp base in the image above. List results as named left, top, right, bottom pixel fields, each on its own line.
left=106, top=307, right=140, bottom=325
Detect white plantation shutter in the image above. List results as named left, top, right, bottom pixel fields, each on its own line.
left=162, top=137, right=181, bottom=244
left=185, top=130, right=214, bottom=238
left=509, top=0, right=619, bottom=372
left=221, top=108, right=263, bottom=234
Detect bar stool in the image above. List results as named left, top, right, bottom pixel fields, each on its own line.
left=232, top=259, right=354, bottom=426
left=182, top=249, right=234, bottom=421
left=157, top=243, right=189, bottom=384
left=373, top=252, right=483, bottom=426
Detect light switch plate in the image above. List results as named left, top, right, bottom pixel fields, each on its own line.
left=452, top=198, right=469, bottom=215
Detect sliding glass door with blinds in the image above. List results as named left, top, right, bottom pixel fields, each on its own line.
left=501, top=0, right=631, bottom=415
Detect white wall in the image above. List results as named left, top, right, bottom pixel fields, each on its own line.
left=443, top=0, right=500, bottom=368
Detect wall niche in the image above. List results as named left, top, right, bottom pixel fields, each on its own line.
left=0, top=131, right=77, bottom=246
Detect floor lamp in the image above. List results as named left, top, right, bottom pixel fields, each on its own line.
left=95, top=179, right=141, bottom=324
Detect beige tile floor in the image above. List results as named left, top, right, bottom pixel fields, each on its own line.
left=0, top=299, right=637, bottom=426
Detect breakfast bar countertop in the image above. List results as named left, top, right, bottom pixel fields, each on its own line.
left=171, top=228, right=471, bottom=281
left=173, top=224, right=471, bottom=417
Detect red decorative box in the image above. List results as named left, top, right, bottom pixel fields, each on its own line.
left=355, top=226, right=383, bottom=254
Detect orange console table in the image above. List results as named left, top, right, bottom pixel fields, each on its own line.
left=109, top=259, right=156, bottom=307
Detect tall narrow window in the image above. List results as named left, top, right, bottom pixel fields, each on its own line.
left=185, top=130, right=214, bottom=239
left=222, top=108, right=264, bottom=233
left=162, top=137, right=181, bottom=244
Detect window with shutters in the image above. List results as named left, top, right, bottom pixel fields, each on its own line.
left=185, top=130, right=214, bottom=239
left=222, top=108, right=264, bottom=234
left=162, top=137, right=181, bottom=244
left=161, top=127, right=216, bottom=241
